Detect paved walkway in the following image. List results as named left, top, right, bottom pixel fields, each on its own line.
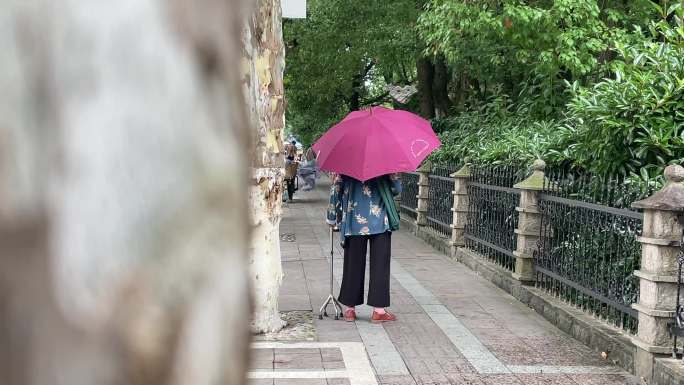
left=249, top=178, right=639, bottom=385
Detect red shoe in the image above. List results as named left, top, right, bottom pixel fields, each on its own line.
left=371, top=310, right=397, bottom=323
left=343, top=308, right=356, bottom=322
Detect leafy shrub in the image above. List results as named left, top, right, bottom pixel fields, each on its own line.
left=561, top=18, right=684, bottom=179
left=434, top=12, right=684, bottom=191
left=430, top=97, right=565, bottom=166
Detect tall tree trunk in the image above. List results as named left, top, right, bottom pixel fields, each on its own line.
left=0, top=1, right=252, bottom=385
left=348, top=61, right=375, bottom=112
left=417, top=57, right=435, bottom=119
left=349, top=77, right=362, bottom=111
left=243, top=0, right=287, bottom=334
left=453, top=70, right=466, bottom=112
left=415, top=0, right=435, bottom=119
left=472, top=78, right=483, bottom=100
left=432, top=55, right=452, bottom=118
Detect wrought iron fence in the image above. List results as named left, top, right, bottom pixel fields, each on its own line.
left=396, top=158, right=656, bottom=333
left=464, top=165, right=527, bottom=271
left=535, top=171, right=653, bottom=333
left=400, top=172, right=419, bottom=220
left=426, top=163, right=461, bottom=237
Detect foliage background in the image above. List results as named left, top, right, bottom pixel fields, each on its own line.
left=284, top=0, right=684, bottom=184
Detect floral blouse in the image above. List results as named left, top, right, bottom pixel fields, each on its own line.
left=327, top=174, right=402, bottom=241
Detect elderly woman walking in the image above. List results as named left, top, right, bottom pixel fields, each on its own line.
left=313, top=106, right=441, bottom=322
left=327, top=173, right=401, bottom=323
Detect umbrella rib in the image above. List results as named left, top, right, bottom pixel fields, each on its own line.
left=360, top=116, right=374, bottom=181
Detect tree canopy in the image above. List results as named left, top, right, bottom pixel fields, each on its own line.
left=284, top=0, right=418, bottom=145
left=284, top=0, right=684, bottom=182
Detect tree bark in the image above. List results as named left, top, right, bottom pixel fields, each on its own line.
left=0, top=1, right=252, bottom=384
left=472, top=78, right=483, bottom=100
left=242, top=0, right=287, bottom=334
left=453, top=70, right=467, bottom=112
left=349, top=79, right=362, bottom=111
left=432, top=55, right=452, bottom=117
left=417, top=56, right=435, bottom=119
left=348, top=61, right=375, bottom=112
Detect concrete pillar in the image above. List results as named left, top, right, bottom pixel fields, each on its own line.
left=512, top=159, right=547, bottom=283
left=631, top=165, right=684, bottom=383
left=416, top=161, right=432, bottom=228
left=450, top=164, right=471, bottom=258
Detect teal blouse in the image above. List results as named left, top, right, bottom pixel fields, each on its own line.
left=327, top=175, right=402, bottom=241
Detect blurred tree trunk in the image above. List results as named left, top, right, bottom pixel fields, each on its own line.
left=349, top=78, right=362, bottom=111
left=242, top=0, right=287, bottom=333
left=432, top=55, right=452, bottom=117
left=415, top=0, right=435, bottom=119
left=453, top=70, right=467, bottom=112
left=0, top=1, right=252, bottom=385
left=417, top=56, right=435, bottom=119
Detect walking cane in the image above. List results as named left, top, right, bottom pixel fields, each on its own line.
left=670, top=226, right=684, bottom=358
left=319, top=226, right=343, bottom=320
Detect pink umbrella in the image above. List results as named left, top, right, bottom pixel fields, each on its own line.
left=312, top=106, right=441, bottom=181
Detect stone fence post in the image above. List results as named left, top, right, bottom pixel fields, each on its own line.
left=631, top=165, right=684, bottom=383
left=450, top=164, right=470, bottom=258
left=416, top=161, right=432, bottom=228
left=512, top=159, right=546, bottom=283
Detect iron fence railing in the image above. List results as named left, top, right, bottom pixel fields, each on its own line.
left=427, top=174, right=453, bottom=237
left=535, top=171, right=653, bottom=333
left=400, top=172, right=419, bottom=220
left=426, top=163, right=461, bottom=237
left=464, top=165, right=527, bottom=271
left=395, top=159, right=664, bottom=334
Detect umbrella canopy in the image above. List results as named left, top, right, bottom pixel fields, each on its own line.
left=312, top=106, right=441, bottom=181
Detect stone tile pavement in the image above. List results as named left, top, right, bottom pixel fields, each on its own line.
left=249, top=178, right=640, bottom=385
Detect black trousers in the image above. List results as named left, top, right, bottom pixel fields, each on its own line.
left=338, top=231, right=391, bottom=308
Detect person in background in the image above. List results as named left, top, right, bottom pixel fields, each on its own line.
left=326, top=173, right=401, bottom=323
left=283, top=142, right=299, bottom=202
left=286, top=141, right=297, bottom=161
left=299, top=148, right=318, bottom=191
